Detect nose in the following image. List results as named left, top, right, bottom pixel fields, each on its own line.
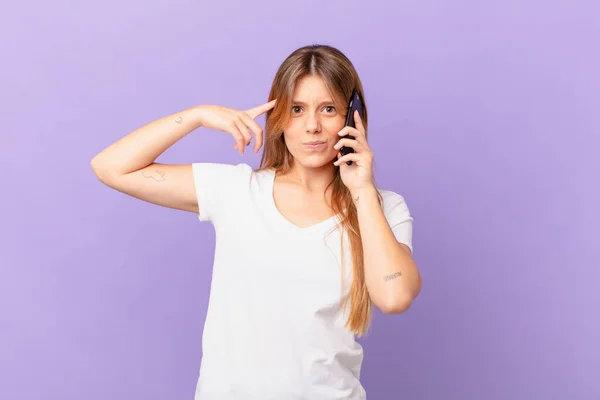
left=305, top=112, right=321, bottom=133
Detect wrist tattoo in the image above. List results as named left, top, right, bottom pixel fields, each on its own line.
left=354, top=195, right=360, bottom=205
left=175, top=116, right=183, bottom=124
left=141, top=169, right=167, bottom=182
left=383, top=272, right=402, bottom=282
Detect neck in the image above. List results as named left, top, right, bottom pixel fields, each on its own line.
left=278, top=160, right=336, bottom=194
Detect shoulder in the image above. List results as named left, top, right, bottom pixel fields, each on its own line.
left=191, top=162, right=254, bottom=177
left=376, top=188, right=412, bottom=214
left=375, top=187, right=414, bottom=227
left=191, top=162, right=271, bottom=193
left=191, top=162, right=265, bottom=222
left=191, top=162, right=256, bottom=186
left=376, top=187, right=414, bottom=252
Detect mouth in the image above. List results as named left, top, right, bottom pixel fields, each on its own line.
left=303, top=141, right=327, bottom=150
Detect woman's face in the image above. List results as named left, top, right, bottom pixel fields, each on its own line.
left=283, top=75, right=346, bottom=169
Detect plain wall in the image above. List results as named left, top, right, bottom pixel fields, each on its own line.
left=1, top=0, right=598, bottom=399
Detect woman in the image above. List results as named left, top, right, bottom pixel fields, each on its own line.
left=91, top=44, right=421, bottom=400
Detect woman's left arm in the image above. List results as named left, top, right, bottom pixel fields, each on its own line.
left=352, top=185, right=422, bottom=314
left=334, top=110, right=422, bottom=314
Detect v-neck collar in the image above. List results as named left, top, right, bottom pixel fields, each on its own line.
left=265, top=168, right=342, bottom=236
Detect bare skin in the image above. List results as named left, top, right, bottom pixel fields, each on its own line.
left=90, top=77, right=421, bottom=310
left=90, top=100, right=276, bottom=214
left=90, top=75, right=346, bottom=228
left=272, top=75, right=348, bottom=227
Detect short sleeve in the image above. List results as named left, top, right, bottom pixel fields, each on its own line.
left=191, top=162, right=253, bottom=223
left=381, top=190, right=414, bottom=253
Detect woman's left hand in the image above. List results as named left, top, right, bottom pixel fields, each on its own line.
left=333, top=110, right=375, bottom=192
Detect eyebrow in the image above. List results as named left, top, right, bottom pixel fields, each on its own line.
left=291, top=100, right=335, bottom=106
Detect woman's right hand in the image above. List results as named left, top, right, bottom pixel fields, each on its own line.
left=196, top=99, right=277, bottom=155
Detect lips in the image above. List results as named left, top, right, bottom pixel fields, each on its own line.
left=304, top=141, right=327, bottom=150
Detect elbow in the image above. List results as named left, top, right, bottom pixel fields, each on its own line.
left=380, top=281, right=422, bottom=315
left=90, top=156, right=103, bottom=176
left=90, top=158, right=105, bottom=181
left=90, top=157, right=114, bottom=184
left=381, top=295, right=413, bottom=314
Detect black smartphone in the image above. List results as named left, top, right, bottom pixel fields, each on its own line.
left=339, top=89, right=364, bottom=166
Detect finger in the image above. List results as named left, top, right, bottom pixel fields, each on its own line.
left=337, top=126, right=363, bottom=140
left=354, top=110, right=366, bottom=135
left=229, top=122, right=246, bottom=155
left=246, top=99, right=277, bottom=119
left=337, top=127, right=366, bottom=148
left=334, top=138, right=364, bottom=152
left=234, top=120, right=252, bottom=154
left=333, top=153, right=361, bottom=166
left=240, top=112, right=264, bottom=153
left=235, top=119, right=252, bottom=146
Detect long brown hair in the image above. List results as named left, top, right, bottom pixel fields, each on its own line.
left=255, top=44, right=384, bottom=337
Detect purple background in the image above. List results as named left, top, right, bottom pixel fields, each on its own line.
left=2, top=0, right=598, bottom=399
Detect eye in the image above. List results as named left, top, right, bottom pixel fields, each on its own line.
left=291, top=106, right=302, bottom=114
left=324, top=106, right=336, bottom=113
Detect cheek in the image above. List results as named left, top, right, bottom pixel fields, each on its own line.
left=326, top=122, right=344, bottom=141
left=283, top=123, right=302, bottom=143
left=326, top=121, right=345, bottom=139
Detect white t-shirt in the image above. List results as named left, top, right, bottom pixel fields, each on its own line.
left=191, top=162, right=413, bottom=400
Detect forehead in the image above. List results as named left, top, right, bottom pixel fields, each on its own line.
left=292, top=75, right=335, bottom=101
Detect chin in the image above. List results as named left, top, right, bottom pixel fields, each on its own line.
left=293, top=154, right=337, bottom=169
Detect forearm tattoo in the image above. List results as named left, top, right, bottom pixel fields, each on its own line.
left=141, top=169, right=167, bottom=182
left=175, top=116, right=183, bottom=124
left=383, top=272, right=402, bottom=282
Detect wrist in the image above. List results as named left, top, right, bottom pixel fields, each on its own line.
left=350, top=184, right=377, bottom=199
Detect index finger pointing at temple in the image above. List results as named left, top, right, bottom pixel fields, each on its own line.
left=246, top=99, right=277, bottom=119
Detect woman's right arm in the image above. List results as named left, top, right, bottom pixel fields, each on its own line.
left=90, top=100, right=275, bottom=214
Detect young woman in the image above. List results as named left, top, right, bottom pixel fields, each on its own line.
left=91, top=44, right=421, bottom=400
